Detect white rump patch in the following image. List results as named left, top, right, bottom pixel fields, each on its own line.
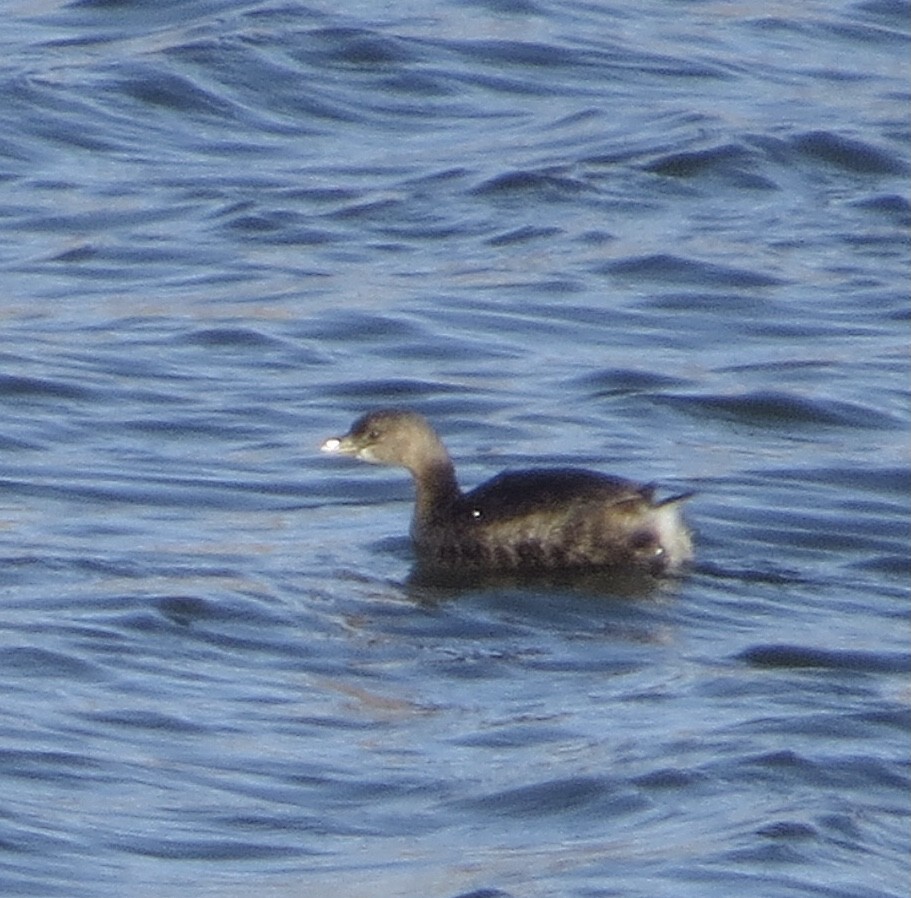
left=652, top=502, right=694, bottom=571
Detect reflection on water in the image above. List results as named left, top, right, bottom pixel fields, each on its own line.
left=405, top=561, right=681, bottom=600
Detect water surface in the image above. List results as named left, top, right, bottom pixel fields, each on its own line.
left=0, top=1, right=908, bottom=896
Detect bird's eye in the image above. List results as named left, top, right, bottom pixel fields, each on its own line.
left=367, top=429, right=380, bottom=440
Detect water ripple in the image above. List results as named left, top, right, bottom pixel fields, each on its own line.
left=1, top=2, right=908, bottom=896
left=662, top=389, right=902, bottom=430
left=738, top=644, right=909, bottom=675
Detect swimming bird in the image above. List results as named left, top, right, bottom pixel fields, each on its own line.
left=321, top=408, right=693, bottom=576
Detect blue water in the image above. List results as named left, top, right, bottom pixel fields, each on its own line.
left=1, top=1, right=908, bottom=896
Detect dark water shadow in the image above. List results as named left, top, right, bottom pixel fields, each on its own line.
left=737, top=644, right=910, bottom=675
left=404, top=561, right=685, bottom=604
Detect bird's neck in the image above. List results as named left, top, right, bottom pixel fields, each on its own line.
left=411, top=458, right=461, bottom=525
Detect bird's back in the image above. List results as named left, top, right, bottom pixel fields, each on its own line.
left=412, top=467, right=689, bottom=573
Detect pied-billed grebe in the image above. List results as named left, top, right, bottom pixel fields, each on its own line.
left=321, top=408, right=693, bottom=576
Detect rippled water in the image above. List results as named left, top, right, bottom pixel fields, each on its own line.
left=1, top=1, right=908, bottom=896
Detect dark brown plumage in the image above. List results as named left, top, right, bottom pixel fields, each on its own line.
left=321, top=408, right=693, bottom=576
